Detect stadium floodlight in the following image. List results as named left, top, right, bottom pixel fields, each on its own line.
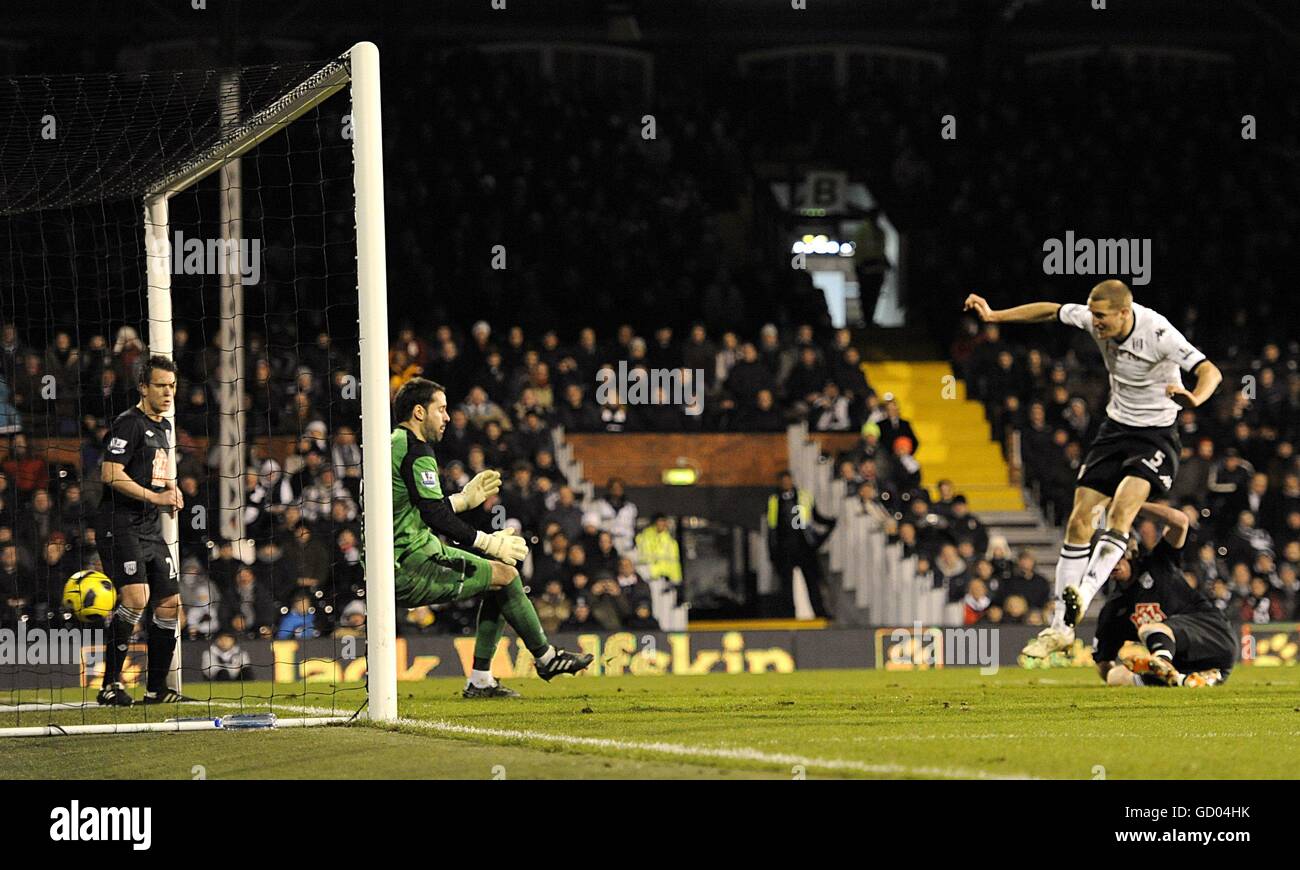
left=0, top=42, right=396, bottom=736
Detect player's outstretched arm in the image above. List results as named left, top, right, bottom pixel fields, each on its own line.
left=1165, top=359, right=1222, bottom=410
left=1136, top=501, right=1189, bottom=548
left=963, top=294, right=1061, bottom=324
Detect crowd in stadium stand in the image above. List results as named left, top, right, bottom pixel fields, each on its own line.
left=393, top=320, right=879, bottom=434
left=1, top=315, right=1294, bottom=633
left=1, top=316, right=889, bottom=638
left=0, top=309, right=930, bottom=637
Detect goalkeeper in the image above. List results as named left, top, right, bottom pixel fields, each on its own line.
left=391, top=377, right=592, bottom=697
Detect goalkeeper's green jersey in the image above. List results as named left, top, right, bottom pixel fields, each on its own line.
left=391, top=426, right=446, bottom=560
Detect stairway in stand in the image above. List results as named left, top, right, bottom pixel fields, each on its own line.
left=863, top=359, right=1024, bottom=513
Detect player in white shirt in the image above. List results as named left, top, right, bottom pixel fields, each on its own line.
left=963, top=280, right=1222, bottom=661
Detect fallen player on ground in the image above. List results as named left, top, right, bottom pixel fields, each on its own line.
left=1091, top=501, right=1235, bottom=687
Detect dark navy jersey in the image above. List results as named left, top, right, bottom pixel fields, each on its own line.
left=1094, top=539, right=1222, bottom=660
left=98, top=405, right=172, bottom=535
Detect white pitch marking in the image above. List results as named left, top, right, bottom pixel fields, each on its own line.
left=388, top=715, right=1038, bottom=780
left=197, top=699, right=1035, bottom=779
left=847, top=731, right=1300, bottom=741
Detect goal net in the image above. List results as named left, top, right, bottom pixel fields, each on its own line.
left=0, top=43, right=397, bottom=737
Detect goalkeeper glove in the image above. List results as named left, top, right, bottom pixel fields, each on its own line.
left=474, top=528, right=528, bottom=566
left=449, top=469, right=502, bottom=512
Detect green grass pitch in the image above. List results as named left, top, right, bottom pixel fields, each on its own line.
left=4, top=668, right=1299, bottom=779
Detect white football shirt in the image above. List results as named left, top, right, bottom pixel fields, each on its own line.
left=1057, top=301, right=1207, bottom=428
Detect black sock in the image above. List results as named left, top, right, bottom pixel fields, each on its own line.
left=102, top=607, right=142, bottom=688
left=1145, top=630, right=1176, bottom=660
left=472, top=656, right=492, bottom=672
left=146, top=617, right=178, bottom=694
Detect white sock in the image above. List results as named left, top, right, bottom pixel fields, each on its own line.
left=536, top=646, right=556, bottom=666
left=468, top=669, right=496, bottom=688
left=1050, top=542, right=1091, bottom=634
left=1075, top=529, right=1130, bottom=616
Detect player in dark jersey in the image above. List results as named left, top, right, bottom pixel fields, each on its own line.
left=1093, top=501, right=1235, bottom=688
left=95, top=355, right=187, bottom=706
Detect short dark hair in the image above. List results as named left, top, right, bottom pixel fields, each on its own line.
left=393, top=377, right=445, bottom=423
left=138, top=354, right=177, bottom=385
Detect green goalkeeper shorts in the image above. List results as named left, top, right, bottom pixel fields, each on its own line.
left=394, top=544, right=495, bottom=608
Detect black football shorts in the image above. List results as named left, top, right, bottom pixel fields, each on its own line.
left=97, top=521, right=180, bottom=601
left=1077, top=416, right=1181, bottom=497
left=1167, top=611, right=1236, bottom=678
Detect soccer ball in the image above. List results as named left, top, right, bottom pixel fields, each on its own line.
left=63, top=570, right=117, bottom=623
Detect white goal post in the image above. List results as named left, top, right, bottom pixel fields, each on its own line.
left=0, top=41, right=397, bottom=736
left=350, top=42, right=399, bottom=725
